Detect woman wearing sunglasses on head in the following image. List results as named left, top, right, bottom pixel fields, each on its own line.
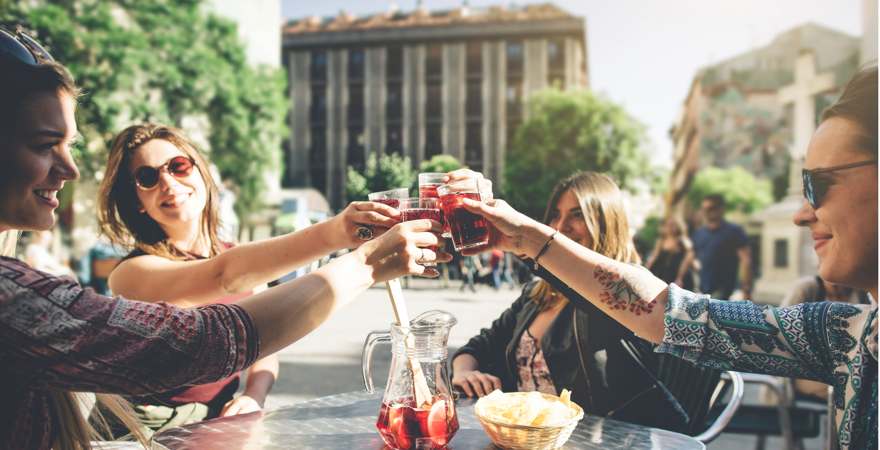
left=451, top=65, right=877, bottom=450
left=0, top=27, right=448, bottom=450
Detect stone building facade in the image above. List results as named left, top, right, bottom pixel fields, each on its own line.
left=282, top=3, right=588, bottom=208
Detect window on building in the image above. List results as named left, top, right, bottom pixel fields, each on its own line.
left=466, top=80, right=481, bottom=119
left=386, top=81, right=402, bottom=120
left=506, top=41, right=523, bottom=76
left=387, top=45, right=403, bottom=80
left=505, top=82, right=523, bottom=119
left=348, top=83, right=364, bottom=123
left=311, top=50, right=327, bottom=81
left=309, top=126, right=327, bottom=192
left=547, top=38, right=565, bottom=88
left=347, top=125, right=365, bottom=171
left=773, top=239, right=788, bottom=268
left=348, top=48, right=365, bottom=81
left=465, top=121, right=483, bottom=171
left=425, top=123, right=443, bottom=159
left=466, top=41, right=482, bottom=77
left=426, top=82, right=442, bottom=119
left=386, top=124, right=403, bottom=155
left=426, top=44, right=442, bottom=80
left=310, top=88, right=327, bottom=123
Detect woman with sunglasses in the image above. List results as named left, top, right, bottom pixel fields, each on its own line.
left=0, top=28, right=447, bottom=449
left=96, top=122, right=409, bottom=432
left=451, top=65, right=877, bottom=450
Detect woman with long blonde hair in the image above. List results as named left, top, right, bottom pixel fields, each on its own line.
left=451, top=172, right=689, bottom=431
left=0, top=27, right=446, bottom=449
left=645, top=217, right=696, bottom=290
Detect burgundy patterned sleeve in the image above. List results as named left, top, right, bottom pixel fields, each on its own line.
left=0, top=256, right=260, bottom=395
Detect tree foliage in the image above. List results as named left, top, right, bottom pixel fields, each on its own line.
left=1, top=0, right=288, bottom=221
left=687, top=166, right=773, bottom=214
left=346, top=152, right=416, bottom=202
left=419, top=154, right=463, bottom=174
left=504, top=88, right=653, bottom=219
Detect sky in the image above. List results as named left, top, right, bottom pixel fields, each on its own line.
left=281, top=0, right=865, bottom=166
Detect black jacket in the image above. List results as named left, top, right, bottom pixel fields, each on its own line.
left=453, top=267, right=689, bottom=432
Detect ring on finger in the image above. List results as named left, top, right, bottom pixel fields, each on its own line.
left=355, top=225, right=374, bottom=241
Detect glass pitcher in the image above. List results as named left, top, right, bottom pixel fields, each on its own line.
left=362, top=311, right=459, bottom=450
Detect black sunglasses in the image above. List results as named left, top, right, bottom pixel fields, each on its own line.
left=133, top=156, right=197, bottom=190
left=802, top=159, right=877, bottom=208
left=0, top=25, right=54, bottom=66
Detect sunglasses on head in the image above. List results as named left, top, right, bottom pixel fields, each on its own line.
left=133, top=156, right=197, bottom=189
left=0, top=25, right=54, bottom=66
left=802, top=159, right=877, bottom=209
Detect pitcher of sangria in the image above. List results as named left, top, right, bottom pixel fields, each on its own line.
left=363, top=311, right=459, bottom=450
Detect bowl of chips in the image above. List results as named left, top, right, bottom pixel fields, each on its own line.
left=474, top=389, right=584, bottom=450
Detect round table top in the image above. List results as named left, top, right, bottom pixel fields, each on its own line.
left=151, top=390, right=705, bottom=450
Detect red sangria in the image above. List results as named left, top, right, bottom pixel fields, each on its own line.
left=369, top=188, right=409, bottom=209
left=399, top=198, right=442, bottom=266
left=438, top=190, right=490, bottom=251
left=418, top=173, right=444, bottom=199
left=376, top=395, right=459, bottom=450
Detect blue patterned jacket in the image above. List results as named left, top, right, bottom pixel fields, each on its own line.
left=658, top=285, right=877, bottom=450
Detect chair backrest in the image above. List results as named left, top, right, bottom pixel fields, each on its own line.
left=655, top=353, right=724, bottom=435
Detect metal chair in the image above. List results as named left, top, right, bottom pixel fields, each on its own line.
left=694, top=371, right=745, bottom=443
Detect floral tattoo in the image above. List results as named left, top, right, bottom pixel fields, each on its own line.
left=594, top=264, right=654, bottom=316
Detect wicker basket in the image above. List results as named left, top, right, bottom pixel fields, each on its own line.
left=474, top=392, right=584, bottom=450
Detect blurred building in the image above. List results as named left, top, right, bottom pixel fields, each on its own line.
left=282, top=3, right=588, bottom=209
left=667, top=23, right=861, bottom=221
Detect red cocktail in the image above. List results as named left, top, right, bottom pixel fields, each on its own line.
left=368, top=188, right=409, bottom=210
left=419, top=173, right=448, bottom=236
left=376, top=395, right=458, bottom=450
left=399, top=198, right=442, bottom=266
left=438, top=191, right=489, bottom=251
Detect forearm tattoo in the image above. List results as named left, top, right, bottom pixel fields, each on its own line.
left=594, top=264, right=654, bottom=315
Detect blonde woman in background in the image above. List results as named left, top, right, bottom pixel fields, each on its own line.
left=452, top=172, right=690, bottom=432
left=646, top=217, right=696, bottom=291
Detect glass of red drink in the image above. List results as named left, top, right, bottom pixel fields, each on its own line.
left=418, top=173, right=444, bottom=199
left=419, top=173, right=449, bottom=238
left=398, top=198, right=441, bottom=266
left=368, top=188, right=409, bottom=209
left=437, top=179, right=490, bottom=251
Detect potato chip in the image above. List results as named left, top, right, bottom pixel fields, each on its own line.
left=476, top=389, right=581, bottom=428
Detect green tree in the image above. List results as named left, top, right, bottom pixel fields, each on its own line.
left=687, top=166, right=773, bottom=214
left=419, top=154, right=463, bottom=173
left=1, top=0, right=288, bottom=222
left=504, top=88, right=653, bottom=219
left=346, top=152, right=416, bottom=203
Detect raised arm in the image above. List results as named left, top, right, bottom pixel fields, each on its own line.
left=2, top=219, right=446, bottom=394
left=461, top=198, right=669, bottom=343
left=110, top=201, right=400, bottom=306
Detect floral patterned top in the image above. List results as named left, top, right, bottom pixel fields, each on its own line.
left=515, top=329, right=557, bottom=395
left=0, top=256, right=260, bottom=449
left=658, top=284, right=877, bottom=450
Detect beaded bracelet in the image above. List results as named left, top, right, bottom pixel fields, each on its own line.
left=532, top=230, right=559, bottom=270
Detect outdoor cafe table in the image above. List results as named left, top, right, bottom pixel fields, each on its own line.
left=150, top=390, right=705, bottom=450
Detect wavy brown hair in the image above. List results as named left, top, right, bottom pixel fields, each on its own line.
left=530, top=171, right=641, bottom=309
left=1, top=60, right=146, bottom=449
left=98, top=123, right=224, bottom=259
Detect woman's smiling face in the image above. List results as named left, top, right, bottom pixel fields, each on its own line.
left=129, top=139, right=207, bottom=234
left=0, top=90, right=79, bottom=232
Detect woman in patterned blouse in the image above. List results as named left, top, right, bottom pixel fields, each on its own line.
left=0, top=28, right=448, bottom=449
left=454, top=65, right=877, bottom=450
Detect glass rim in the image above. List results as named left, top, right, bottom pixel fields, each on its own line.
left=367, top=187, right=409, bottom=200
left=418, top=172, right=446, bottom=184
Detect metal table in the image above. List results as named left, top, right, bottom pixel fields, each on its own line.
left=151, top=391, right=704, bottom=450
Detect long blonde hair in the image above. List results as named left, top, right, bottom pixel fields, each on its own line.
left=530, top=172, right=641, bottom=308
left=2, top=61, right=147, bottom=449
